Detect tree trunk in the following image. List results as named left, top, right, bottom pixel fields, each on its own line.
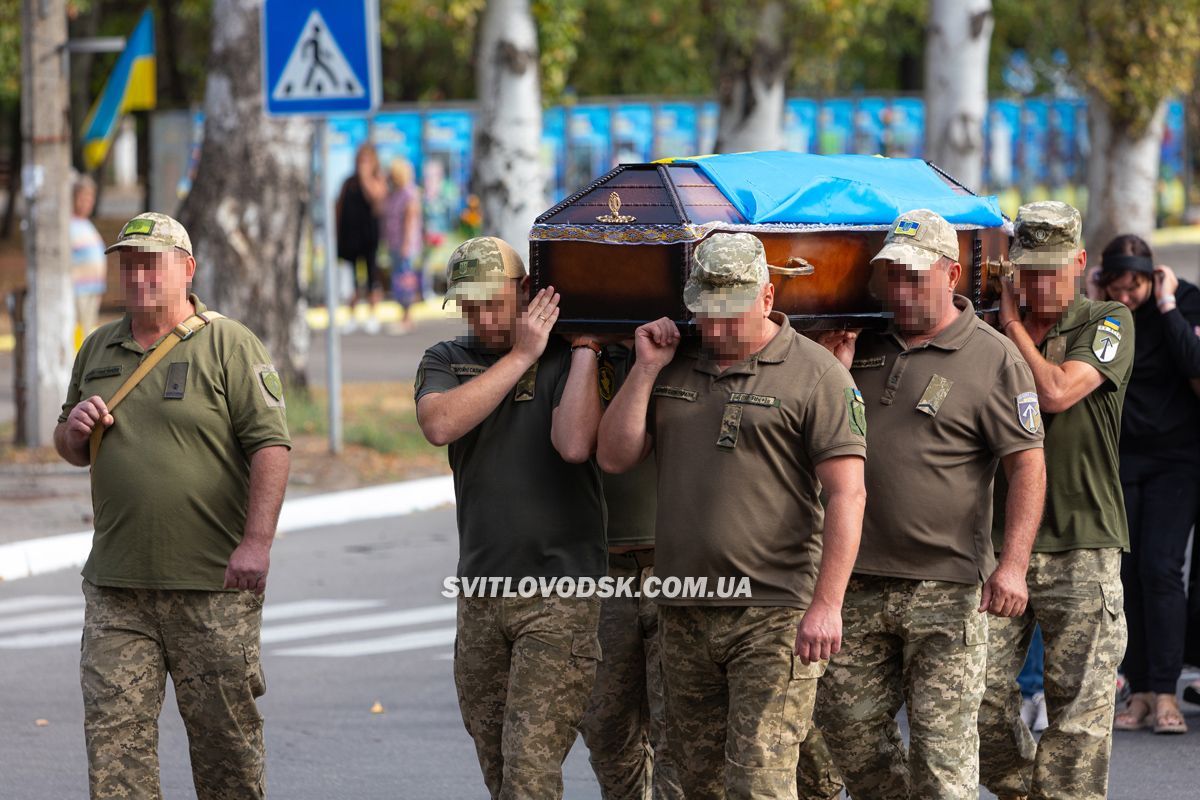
left=19, top=0, right=73, bottom=447
left=713, top=1, right=788, bottom=153
left=177, top=0, right=313, bottom=389
left=473, top=0, right=545, bottom=253
left=924, top=0, right=992, bottom=191
left=1083, top=95, right=1166, bottom=253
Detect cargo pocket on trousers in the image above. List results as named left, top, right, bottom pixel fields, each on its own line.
left=243, top=642, right=266, bottom=699
left=779, top=656, right=825, bottom=747
left=1100, top=580, right=1123, bottom=618
left=958, top=615, right=989, bottom=714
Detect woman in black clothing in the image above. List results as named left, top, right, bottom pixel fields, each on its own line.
left=336, top=143, right=388, bottom=332
left=1096, top=234, right=1200, bottom=735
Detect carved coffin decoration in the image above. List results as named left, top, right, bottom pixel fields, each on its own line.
left=529, top=154, right=1011, bottom=332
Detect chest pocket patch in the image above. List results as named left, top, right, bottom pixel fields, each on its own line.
left=851, top=356, right=886, bottom=369
left=916, top=374, right=954, bottom=417
left=652, top=386, right=697, bottom=402
left=451, top=363, right=487, bottom=378
left=1044, top=336, right=1068, bottom=365
left=717, top=404, right=743, bottom=450
left=163, top=362, right=189, bottom=400
left=514, top=362, right=538, bottom=402
left=83, top=365, right=122, bottom=381
left=728, top=392, right=780, bottom=408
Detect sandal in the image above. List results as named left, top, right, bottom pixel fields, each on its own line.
left=1153, top=696, right=1188, bottom=735
left=1114, top=693, right=1153, bottom=731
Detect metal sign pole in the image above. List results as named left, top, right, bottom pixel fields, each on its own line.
left=319, top=119, right=343, bottom=453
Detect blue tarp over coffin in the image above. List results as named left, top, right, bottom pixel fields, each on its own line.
left=687, top=151, right=1005, bottom=228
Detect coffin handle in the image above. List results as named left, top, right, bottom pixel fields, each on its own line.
left=768, top=256, right=815, bottom=277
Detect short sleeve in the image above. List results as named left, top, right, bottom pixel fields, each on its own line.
left=803, top=362, right=867, bottom=464
left=978, top=359, right=1045, bottom=458
left=1064, top=303, right=1134, bottom=391
left=414, top=345, right=460, bottom=402
left=222, top=328, right=292, bottom=455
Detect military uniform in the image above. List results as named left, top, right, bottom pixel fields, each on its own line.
left=979, top=201, right=1134, bottom=800
left=980, top=312, right=1133, bottom=795
left=579, top=344, right=683, bottom=800
left=815, top=211, right=1044, bottom=800
left=62, top=213, right=291, bottom=800
left=648, top=233, right=866, bottom=799
left=415, top=237, right=606, bottom=800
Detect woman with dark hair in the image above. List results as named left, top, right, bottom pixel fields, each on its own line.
left=1095, top=234, right=1200, bottom=735
left=336, top=143, right=388, bottom=333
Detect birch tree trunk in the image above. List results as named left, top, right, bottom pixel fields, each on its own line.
left=177, top=0, right=312, bottom=387
left=924, top=0, right=992, bottom=191
left=473, top=0, right=545, bottom=253
left=713, top=1, right=787, bottom=153
left=1083, top=96, right=1166, bottom=253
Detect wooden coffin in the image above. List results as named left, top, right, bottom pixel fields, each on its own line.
left=529, top=158, right=1011, bottom=333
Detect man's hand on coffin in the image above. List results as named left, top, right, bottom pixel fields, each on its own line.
left=815, top=329, right=860, bottom=370
left=633, top=317, right=680, bottom=372
left=513, top=287, right=561, bottom=363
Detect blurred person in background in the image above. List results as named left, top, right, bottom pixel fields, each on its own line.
left=383, top=157, right=422, bottom=335
left=1095, top=234, right=1200, bottom=735
left=336, top=143, right=387, bottom=333
left=70, top=173, right=107, bottom=345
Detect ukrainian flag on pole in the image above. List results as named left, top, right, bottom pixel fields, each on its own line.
left=80, top=9, right=157, bottom=170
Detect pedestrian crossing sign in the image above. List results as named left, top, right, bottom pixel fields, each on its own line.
left=262, top=0, right=380, bottom=116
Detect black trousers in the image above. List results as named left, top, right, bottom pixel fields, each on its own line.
left=1120, top=449, right=1200, bottom=694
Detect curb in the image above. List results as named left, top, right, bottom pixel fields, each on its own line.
left=0, top=475, right=455, bottom=583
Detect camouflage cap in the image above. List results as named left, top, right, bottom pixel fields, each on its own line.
left=684, top=233, right=769, bottom=317
left=1009, top=200, right=1082, bottom=269
left=442, top=236, right=527, bottom=308
left=105, top=212, right=193, bottom=256
left=871, top=209, right=959, bottom=270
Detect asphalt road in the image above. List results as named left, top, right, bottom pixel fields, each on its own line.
left=3, top=508, right=1199, bottom=799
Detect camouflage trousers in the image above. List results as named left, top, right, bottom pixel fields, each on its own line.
left=795, top=727, right=844, bottom=800
left=80, top=579, right=266, bottom=800
left=978, top=548, right=1126, bottom=800
left=454, top=594, right=602, bottom=800
left=578, top=556, right=684, bottom=800
left=815, top=575, right=988, bottom=800
left=659, top=604, right=823, bottom=800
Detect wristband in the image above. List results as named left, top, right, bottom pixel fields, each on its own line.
left=1158, top=294, right=1177, bottom=309
left=1002, top=319, right=1022, bottom=335
left=572, top=341, right=603, bottom=358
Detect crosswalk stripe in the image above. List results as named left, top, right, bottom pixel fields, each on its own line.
left=0, top=600, right=452, bottom=652
left=273, top=626, right=456, bottom=657
left=0, top=629, right=79, bottom=648
left=0, top=608, right=82, bottom=634
left=0, top=595, right=80, bottom=616
left=262, top=599, right=384, bottom=621
left=261, top=605, right=456, bottom=644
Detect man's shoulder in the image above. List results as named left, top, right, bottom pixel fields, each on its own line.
left=1080, top=298, right=1131, bottom=328
left=963, top=314, right=1027, bottom=368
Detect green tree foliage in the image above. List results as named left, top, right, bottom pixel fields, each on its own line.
left=1059, top=1, right=1200, bottom=136
left=0, top=0, right=20, bottom=102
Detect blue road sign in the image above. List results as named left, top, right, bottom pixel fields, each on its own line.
left=262, top=0, right=380, bottom=116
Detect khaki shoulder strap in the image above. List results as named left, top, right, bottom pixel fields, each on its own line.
left=89, top=311, right=225, bottom=466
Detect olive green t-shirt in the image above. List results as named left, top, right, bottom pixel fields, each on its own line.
left=850, top=297, right=1044, bottom=584
left=415, top=337, right=607, bottom=579
left=59, top=296, right=292, bottom=590
left=993, top=296, right=1134, bottom=553
left=649, top=313, right=867, bottom=608
left=600, top=344, right=656, bottom=548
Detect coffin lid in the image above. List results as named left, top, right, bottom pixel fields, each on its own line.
left=531, top=151, right=1010, bottom=245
